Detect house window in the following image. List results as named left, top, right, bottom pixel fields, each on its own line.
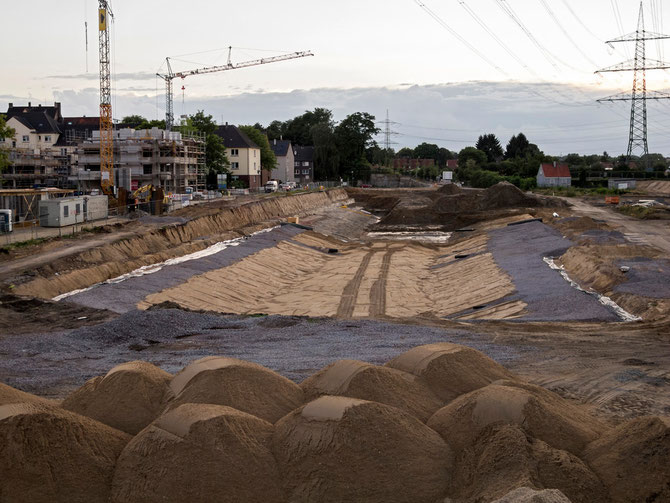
left=302, top=161, right=310, bottom=167
left=295, top=170, right=300, bottom=176
left=230, top=149, right=239, bottom=156
left=60, top=148, right=67, bottom=156
left=63, top=205, right=69, bottom=218
left=302, top=169, right=310, bottom=175
left=253, top=150, right=256, bottom=157
left=294, top=161, right=299, bottom=167
left=44, top=135, right=51, bottom=142
left=22, top=135, right=29, bottom=142
left=143, top=165, right=152, bottom=175
left=231, top=162, right=239, bottom=170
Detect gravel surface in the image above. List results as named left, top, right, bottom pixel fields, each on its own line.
left=578, top=229, right=627, bottom=245
left=64, top=225, right=304, bottom=313
left=615, top=257, right=670, bottom=298
left=488, top=221, right=619, bottom=322
left=0, top=309, right=526, bottom=398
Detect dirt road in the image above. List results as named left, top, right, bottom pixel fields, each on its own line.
left=566, top=198, right=670, bottom=254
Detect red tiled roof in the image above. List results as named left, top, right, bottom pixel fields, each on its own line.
left=446, top=159, right=458, bottom=168
left=541, top=163, right=570, bottom=178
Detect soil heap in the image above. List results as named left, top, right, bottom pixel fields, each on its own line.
left=300, top=359, right=442, bottom=422
left=0, top=400, right=130, bottom=503
left=165, top=356, right=304, bottom=423
left=272, top=395, right=451, bottom=503
left=112, top=403, right=283, bottom=503
left=584, top=415, right=670, bottom=503
left=492, top=487, right=572, bottom=503
left=427, top=380, right=605, bottom=455
left=0, top=381, right=51, bottom=406
left=62, top=361, right=172, bottom=434
left=386, top=342, right=514, bottom=402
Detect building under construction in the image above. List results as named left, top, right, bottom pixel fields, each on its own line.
left=74, top=127, right=206, bottom=193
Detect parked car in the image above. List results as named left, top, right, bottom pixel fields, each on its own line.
left=279, top=182, right=292, bottom=191
left=265, top=180, right=279, bottom=193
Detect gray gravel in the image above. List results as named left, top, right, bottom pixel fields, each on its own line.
left=64, top=225, right=304, bottom=313
left=0, top=309, right=528, bottom=398
left=579, top=229, right=627, bottom=245
left=615, top=257, right=670, bottom=298
left=488, top=221, right=619, bottom=322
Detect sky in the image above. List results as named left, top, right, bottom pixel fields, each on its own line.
left=2, top=0, right=670, bottom=155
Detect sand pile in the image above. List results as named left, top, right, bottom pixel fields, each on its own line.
left=62, top=361, right=171, bottom=434
left=427, top=380, right=604, bottom=455
left=0, top=400, right=130, bottom=503
left=300, top=359, right=442, bottom=421
left=272, top=395, right=451, bottom=503
left=445, top=424, right=605, bottom=503
left=492, top=487, right=572, bottom=503
left=437, top=183, right=463, bottom=195
left=0, top=381, right=51, bottom=406
left=584, top=415, right=670, bottom=503
left=481, top=182, right=540, bottom=209
left=386, top=342, right=514, bottom=402
left=112, top=403, right=283, bottom=503
left=165, top=356, right=304, bottom=422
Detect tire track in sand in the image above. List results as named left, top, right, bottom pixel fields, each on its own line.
left=369, top=249, right=394, bottom=317
left=336, top=250, right=375, bottom=318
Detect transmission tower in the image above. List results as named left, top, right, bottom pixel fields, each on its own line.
left=596, top=1, right=670, bottom=167
left=377, top=110, right=398, bottom=166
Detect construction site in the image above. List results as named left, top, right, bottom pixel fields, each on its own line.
left=0, top=178, right=669, bottom=502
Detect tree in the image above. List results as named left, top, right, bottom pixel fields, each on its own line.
left=457, top=147, right=487, bottom=168
left=413, top=142, right=440, bottom=163
left=239, top=125, right=277, bottom=173
left=185, top=111, right=228, bottom=174
left=334, top=112, right=380, bottom=181
left=266, top=120, right=286, bottom=141
left=311, top=122, right=339, bottom=180
left=0, top=114, right=15, bottom=175
left=396, top=147, right=414, bottom=158
left=504, top=133, right=531, bottom=159
left=475, top=134, right=504, bottom=163
left=283, top=108, right=334, bottom=146
left=120, top=115, right=166, bottom=130
left=121, top=115, right=146, bottom=125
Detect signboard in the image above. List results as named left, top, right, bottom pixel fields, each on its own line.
left=130, top=180, right=139, bottom=191
left=217, top=173, right=227, bottom=190
left=442, top=171, right=453, bottom=181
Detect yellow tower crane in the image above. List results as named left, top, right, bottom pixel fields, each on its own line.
left=157, top=47, right=314, bottom=131
left=98, top=0, right=114, bottom=195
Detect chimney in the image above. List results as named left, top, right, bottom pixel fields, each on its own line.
left=8, top=103, right=12, bottom=107
left=553, top=161, right=557, bottom=168
left=28, top=102, right=31, bottom=107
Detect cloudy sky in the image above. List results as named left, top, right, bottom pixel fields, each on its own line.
left=2, top=0, right=670, bottom=155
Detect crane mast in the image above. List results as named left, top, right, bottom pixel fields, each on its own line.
left=98, top=0, right=114, bottom=194
left=158, top=47, right=314, bottom=131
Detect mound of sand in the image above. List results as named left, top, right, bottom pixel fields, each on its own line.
left=272, top=395, right=451, bottom=503
left=385, top=342, right=514, bottom=403
left=492, top=487, right=572, bottom=503
left=62, top=361, right=172, bottom=435
left=166, top=356, right=304, bottom=423
left=450, top=424, right=605, bottom=503
left=427, top=381, right=604, bottom=456
left=112, top=403, right=283, bottom=503
left=584, top=415, right=670, bottom=503
left=437, top=183, right=463, bottom=195
left=0, top=402, right=130, bottom=503
left=482, top=182, right=539, bottom=209
left=300, top=359, right=442, bottom=421
left=0, top=382, right=51, bottom=406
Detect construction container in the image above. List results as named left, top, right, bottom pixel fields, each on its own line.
left=83, top=195, right=108, bottom=221
left=0, top=209, right=12, bottom=232
left=38, top=197, right=85, bottom=227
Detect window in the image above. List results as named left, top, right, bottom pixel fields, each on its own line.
left=295, top=170, right=300, bottom=176
left=294, top=161, right=299, bottom=167
left=230, top=149, right=239, bottom=156
left=253, top=150, right=256, bottom=157
left=302, top=169, right=310, bottom=175
left=253, top=162, right=256, bottom=171
left=75, top=203, right=81, bottom=215
left=63, top=205, right=69, bottom=218
left=60, top=148, right=67, bottom=156
left=44, top=135, right=51, bottom=142
left=143, top=165, right=152, bottom=175
left=302, top=161, right=310, bottom=167
left=231, top=162, right=239, bottom=170
left=22, top=135, right=29, bottom=142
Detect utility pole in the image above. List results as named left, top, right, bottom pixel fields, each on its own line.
left=98, top=0, right=114, bottom=194
left=596, top=1, right=670, bottom=169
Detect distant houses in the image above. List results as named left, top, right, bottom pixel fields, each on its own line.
left=269, top=139, right=294, bottom=183
left=536, top=162, right=571, bottom=188
left=293, top=145, right=314, bottom=185
left=214, top=125, right=262, bottom=189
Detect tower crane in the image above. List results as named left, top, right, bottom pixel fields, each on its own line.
left=157, top=47, right=314, bottom=131
left=97, top=0, right=114, bottom=194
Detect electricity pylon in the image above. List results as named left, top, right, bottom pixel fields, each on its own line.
left=596, top=1, right=670, bottom=167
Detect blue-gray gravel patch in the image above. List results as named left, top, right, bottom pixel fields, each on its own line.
left=615, top=257, right=670, bottom=298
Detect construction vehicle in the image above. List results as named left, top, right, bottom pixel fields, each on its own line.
left=157, top=47, right=313, bottom=131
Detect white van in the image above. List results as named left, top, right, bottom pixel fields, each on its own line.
left=264, top=180, right=279, bottom=193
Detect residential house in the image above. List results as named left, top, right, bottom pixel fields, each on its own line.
left=214, top=125, right=262, bottom=189
left=0, top=102, right=69, bottom=188
left=446, top=159, right=458, bottom=170
left=269, top=139, right=294, bottom=182
left=536, top=162, right=571, bottom=187
left=293, top=145, right=314, bottom=185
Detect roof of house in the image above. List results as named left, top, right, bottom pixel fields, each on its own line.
left=446, top=159, right=458, bottom=168
left=10, top=112, right=62, bottom=134
left=214, top=125, right=259, bottom=149
left=540, top=163, right=571, bottom=178
left=269, top=139, right=291, bottom=156
left=293, top=145, right=314, bottom=162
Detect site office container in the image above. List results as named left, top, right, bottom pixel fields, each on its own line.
left=83, top=195, right=109, bottom=221
left=39, top=197, right=85, bottom=227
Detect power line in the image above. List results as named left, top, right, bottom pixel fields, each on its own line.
left=538, top=0, right=599, bottom=67
left=412, top=0, right=508, bottom=76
